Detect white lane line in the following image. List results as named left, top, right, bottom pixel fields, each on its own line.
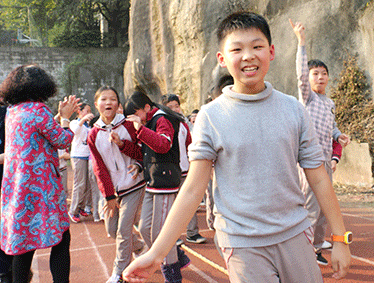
left=188, top=263, right=221, bottom=283
left=351, top=255, right=374, bottom=266
left=342, top=212, right=374, bottom=222
left=34, top=243, right=116, bottom=258
left=82, top=222, right=110, bottom=278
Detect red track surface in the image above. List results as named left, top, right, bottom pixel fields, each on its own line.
left=30, top=168, right=374, bottom=282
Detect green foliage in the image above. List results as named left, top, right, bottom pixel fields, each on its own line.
left=0, top=0, right=130, bottom=47
left=331, top=55, right=374, bottom=158
left=0, top=0, right=56, bottom=46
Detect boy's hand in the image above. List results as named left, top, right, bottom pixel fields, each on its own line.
left=128, top=164, right=140, bottom=179
left=331, top=242, right=351, bottom=279
left=122, top=251, right=162, bottom=282
left=338, top=134, right=351, bottom=148
left=289, top=19, right=306, bottom=46
left=126, top=115, right=142, bottom=131
left=110, top=132, right=124, bottom=147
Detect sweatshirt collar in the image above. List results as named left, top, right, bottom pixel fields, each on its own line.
left=222, top=81, right=273, bottom=102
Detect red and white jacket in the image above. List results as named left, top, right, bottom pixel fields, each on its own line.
left=178, top=121, right=192, bottom=177
left=88, top=114, right=145, bottom=201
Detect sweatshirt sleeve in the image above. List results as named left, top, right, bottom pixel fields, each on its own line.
left=136, top=116, right=174, bottom=154
left=88, top=129, right=116, bottom=201
left=118, top=121, right=143, bottom=161
left=188, top=107, right=218, bottom=162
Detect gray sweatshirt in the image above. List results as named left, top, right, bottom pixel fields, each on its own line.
left=188, top=82, right=324, bottom=248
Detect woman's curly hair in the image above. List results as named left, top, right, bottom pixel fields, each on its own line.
left=0, top=64, right=57, bottom=105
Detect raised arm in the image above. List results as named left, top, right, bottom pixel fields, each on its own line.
left=304, top=165, right=351, bottom=279
left=123, top=159, right=213, bottom=282
left=290, top=19, right=313, bottom=105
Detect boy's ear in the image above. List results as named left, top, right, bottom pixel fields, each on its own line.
left=217, top=51, right=227, bottom=68
left=269, top=44, right=275, bottom=61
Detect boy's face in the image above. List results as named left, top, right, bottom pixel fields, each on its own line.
left=166, top=100, right=182, bottom=114
left=217, top=28, right=275, bottom=95
left=309, top=67, right=329, bottom=94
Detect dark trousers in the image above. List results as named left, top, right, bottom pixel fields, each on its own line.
left=12, top=229, right=71, bottom=283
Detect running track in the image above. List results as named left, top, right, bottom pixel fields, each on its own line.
left=30, top=170, right=374, bottom=282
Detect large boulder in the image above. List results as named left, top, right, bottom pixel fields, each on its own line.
left=124, top=0, right=373, bottom=114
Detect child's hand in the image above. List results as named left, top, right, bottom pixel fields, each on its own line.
left=126, top=115, right=142, bottom=131
left=289, top=19, right=306, bottom=46
left=83, top=113, right=94, bottom=123
left=128, top=164, right=140, bottom=179
left=103, top=199, right=120, bottom=218
left=60, top=152, right=70, bottom=160
left=109, top=132, right=124, bottom=147
left=331, top=160, right=338, bottom=172
left=330, top=242, right=351, bottom=279
left=338, top=134, right=351, bottom=148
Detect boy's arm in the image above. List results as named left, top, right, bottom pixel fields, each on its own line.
left=290, top=19, right=313, bottom=105
left=123, top=159, right=213, bottom=281
left=304, top=165, right=351, bottom=279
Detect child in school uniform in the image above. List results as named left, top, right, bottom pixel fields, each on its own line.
left=162, top=94, right=206, bottom=245
left=87, top=86, right=145, bottom=283
left=123, top=12, right=351, bottom=283
left=68, top=103, right=94, bottom=223
left=125, top=90, right=189, bottom=282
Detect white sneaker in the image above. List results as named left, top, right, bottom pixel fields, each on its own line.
left=321, top=241, right=332, bottom=249
left=106, top=273, right=123, bottom=283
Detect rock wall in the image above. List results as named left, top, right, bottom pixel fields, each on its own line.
left=124, top=0, right=373, bottom=114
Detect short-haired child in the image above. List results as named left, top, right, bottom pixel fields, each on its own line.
left=290, top=19, right=351, bottom=264
left=162, top=94, right=206, bottom=245
left=123, top=12, right=351, bottom=283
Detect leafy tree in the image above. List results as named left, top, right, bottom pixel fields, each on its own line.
left=0, top=0, right=56, bottom=46
left=51, top=0, right=101, bottom=47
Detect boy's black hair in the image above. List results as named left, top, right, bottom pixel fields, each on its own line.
left=161, top=94, right=180, bottom=106
left=217, top=11, right=272, bottom=47
left=308, top=59, right=329, bottom=75
left=0, top=64, right=57, bottom=105
left=125, top=89, right=184, bottom=123
left=94, top=85, right=120, bottom=103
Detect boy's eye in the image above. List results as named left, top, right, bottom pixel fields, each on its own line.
left=254, top=45, right=263, bottom=49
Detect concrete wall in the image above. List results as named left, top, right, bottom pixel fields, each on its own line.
left=334, top=141, right=373, bottom=186
left=0, top=46, right=128, bottom=111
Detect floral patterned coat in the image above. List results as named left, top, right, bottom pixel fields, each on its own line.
left=1, top=102, right=73, bottom=255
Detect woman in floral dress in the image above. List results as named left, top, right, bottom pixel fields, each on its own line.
left=0, top=64, right=79, bottom=283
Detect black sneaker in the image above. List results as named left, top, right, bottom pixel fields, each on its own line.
left=186, top=233, right=207, bottom=244
left=316, top=252, right=328, bottom=265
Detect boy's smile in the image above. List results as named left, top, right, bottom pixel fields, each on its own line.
left=217, top=28, right=275, bottom=95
